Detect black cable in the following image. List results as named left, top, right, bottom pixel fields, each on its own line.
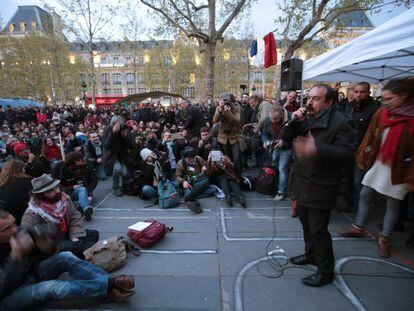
left=255, top=201, right=414, bottom=280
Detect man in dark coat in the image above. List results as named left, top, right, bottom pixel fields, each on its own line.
left=180, top=99, right=205, bottom=139
left=102, top=115, right=135, bottom=197
left=281, top=84, right=356, bottom=287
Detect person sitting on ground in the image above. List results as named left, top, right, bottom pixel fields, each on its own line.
left=59, top=152, right=97, bottom=221
left=0, top=209, right=135, bottom=308
left=41, top=137, right=62, bottom=163
left=64, top=129, right=83, bottom=154
left=176, top=146, right=217, bottom=214
left=158, top=131, right=184, bottom=178
left=139, top=148, right=169, bottom=202
left=21, top=174, right=99, bottom=259
left=207, top=149, right=246, bottom=208
left=13, top=142, right=49, bottom=178
left=194, top=127, right=216, bottom=161
left=84, top=132, right=106, bottom=181
left=0, top=160, right=32, bottom=224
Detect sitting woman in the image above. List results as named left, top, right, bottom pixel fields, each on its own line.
left=207, top=149, right=246, bottom=208
left=41, top=136, right=62, bottom=163
left=0, top=159, right=32, bottom=224
left=21, top=174, right=99, bottom=259
left=59, top=151, right=98, bottom=221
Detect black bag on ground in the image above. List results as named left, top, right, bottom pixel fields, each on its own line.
left=254, top=167, right=277, bottom=196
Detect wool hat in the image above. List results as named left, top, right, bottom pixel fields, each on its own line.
left=31, top=174, right=60, bottom=194
left=220, top=92, right=235, bottom=103
left=181, top=146, right=197, bottom=159
left=140, top=148, right=153, bottom=161
left=13, top=143, right=29, bottom=155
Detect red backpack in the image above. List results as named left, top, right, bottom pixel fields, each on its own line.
left=127, top=220, right=173, bottom=248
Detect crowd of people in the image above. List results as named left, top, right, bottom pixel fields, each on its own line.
left=0, top=77, right=413, bottom=308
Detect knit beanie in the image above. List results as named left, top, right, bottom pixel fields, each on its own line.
left=140, top=148, right=153, bottom=161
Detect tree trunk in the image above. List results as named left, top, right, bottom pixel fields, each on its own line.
left=89, top=50, right=96, bottom=105
left=204, top=41, right=216, bottom=100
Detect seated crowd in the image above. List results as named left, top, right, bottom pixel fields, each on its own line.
left=0, top=78, right=413, bottom=307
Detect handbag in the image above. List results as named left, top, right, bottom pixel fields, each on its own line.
left=128, top=220, right=173, bottom=248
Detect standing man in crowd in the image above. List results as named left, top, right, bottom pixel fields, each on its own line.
left=180, top=99, right=205, bottom=139
left=212, top=93, right=242, bottom=176
left=84, top=132, right=107, bottom=181
left=282, top=84, right=355, bottom=287
left=283, top=91, right=300, bottom=113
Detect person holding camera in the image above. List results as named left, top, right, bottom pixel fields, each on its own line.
left=212, top=93, right=242, bottom=176
left=176, top=146, right=217, bottom=214
left=0, top=209, right=135, bottom=308
left=84, top=132, right=107, bottom=181
left=21, top=174, right=99, bottom=259
left=207, top=149, right=246, bottom=207
left=103, top=115, right=135, bottom=197
left=261, top=105, right=292, bottom=201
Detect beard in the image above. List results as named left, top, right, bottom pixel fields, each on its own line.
left=40, top=192, right=62, bottom=203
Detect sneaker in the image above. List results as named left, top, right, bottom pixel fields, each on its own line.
left=273, top=193, right=285, bottom=201
left=113, top=188, right=124, bottom=197
left=84, top=206, right=93, bottom=221
left=108, top=288, right=135, bottom=302
left=186, top=201, right=203, bottom=214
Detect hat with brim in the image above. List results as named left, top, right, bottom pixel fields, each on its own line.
left=31, top=174, right=60, bottom=194
left=181, top=146, right=197, bottom=159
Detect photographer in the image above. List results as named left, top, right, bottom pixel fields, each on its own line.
left=207, top=149, right=246, bottom=207
left=103, top=115, right=135, bottom=197
left=176, top=146, right=217, bottom=214
left=212, top=93, right=242, bottom=176
left=0, top=209, right=135, bottom=308
left=159, top=131, right=184, bottom=177
left=261, top=105, right=292, bottom=201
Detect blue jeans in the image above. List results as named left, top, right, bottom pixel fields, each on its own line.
left=142, top=185, right=158, bottom=199
left=183, top=180, right=217, bottom=200
left=71, top=187, right=89, bottom=211
left=271, top=148, right=292, bottom=194
left=96, top=162, right=107, bottom=180
left=2, top=252, right=108, bottom=309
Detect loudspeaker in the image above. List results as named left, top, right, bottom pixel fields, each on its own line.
left=280, top=58, right=303, bottom=91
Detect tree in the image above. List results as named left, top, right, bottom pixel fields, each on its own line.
left=47, top=0, right=118, bottom=104
left=140, top=0, right=255, bottom=100
left=276, top=0, right=413, bottom=60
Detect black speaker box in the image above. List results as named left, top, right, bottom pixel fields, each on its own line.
left=280, top=58, right=303, bottom=91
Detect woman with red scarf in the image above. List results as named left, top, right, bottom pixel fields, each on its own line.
left=340, top=78, right=414, bottom=258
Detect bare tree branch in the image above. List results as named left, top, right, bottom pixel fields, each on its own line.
left=216, top=0, right=247, bottom=38
left=187, top=0, right=209, bottom=11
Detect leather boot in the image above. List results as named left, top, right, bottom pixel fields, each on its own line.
left=291, top=200, right=298, bottom=218
left=378, top=234, right=391, bottom=258
left=338, top=225, right=365, bottom=238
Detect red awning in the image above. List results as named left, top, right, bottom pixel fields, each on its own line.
left=85, top=94, right=126, bottom=106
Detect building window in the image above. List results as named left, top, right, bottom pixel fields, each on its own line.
left=20, top=22, right=26, bottom=31
left=9, top=23, right=15, bottom=32
left=113, top=88, right=122, bottom=94
left=112, top=73, right=121, bottom=85
left=103, top=88, right=110, bottom=94
left=101, top=57, right=107, bottom=64
left=182, top=86, right=195, bottom=99
left=113, top=56, right=119, bottom=64
left=136, top=73, right=144, bottom=83
left=127, top=88, right=135, bottom=95
left=101, top=74, right=110, bottom=85
left=138, top=87, right=146, bottom=93
left=253, top=71, right=263, bottom=82
left=31, top=21, right=37, bottom=30
left=189, top=73, right=196, bottom=84
left=126, top=73, right=135, bottom=84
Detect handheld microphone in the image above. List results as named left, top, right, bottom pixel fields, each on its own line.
left=283, top=108, right=308, bottom=127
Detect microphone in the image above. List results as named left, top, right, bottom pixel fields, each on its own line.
left=283, top=108, right=308, bottom=127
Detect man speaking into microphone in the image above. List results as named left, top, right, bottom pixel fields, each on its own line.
left=281, top=84, right=356, bottom=287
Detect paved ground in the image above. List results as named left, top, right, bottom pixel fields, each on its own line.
left=45, top=171, right=414, bottom=311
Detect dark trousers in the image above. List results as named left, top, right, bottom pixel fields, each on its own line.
left=216, top=174, right=243, bottom=199
left=56, top=229, right=99, bottom=259
left=222, top=142, right=242, bottom=176
left=298, top=205, right=334, bottom=275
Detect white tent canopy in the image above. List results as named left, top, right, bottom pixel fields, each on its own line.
left=303, top=8, right=414, bottom=82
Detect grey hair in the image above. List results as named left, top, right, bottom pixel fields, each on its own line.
left=110, top=115, right=125, bottom=127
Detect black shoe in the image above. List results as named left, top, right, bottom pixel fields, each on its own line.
left=225, top=196, right=233, bottom=207
left=302, top=272, right=334, bottom=287
left=289, top=254, right=315, bottom=266
left=113, top=188, right=124, bottom=197
left=84, top=206, right=93, bottom=221
left=186, top=201, right=203, bottom=214
left=239, top=196, right=246, bottom=208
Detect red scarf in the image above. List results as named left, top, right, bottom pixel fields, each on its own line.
left=379, top=108, right=414, bottom=165
left=34, top=192, right=69, bottom=234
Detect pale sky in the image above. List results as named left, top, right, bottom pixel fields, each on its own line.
left=1, top=0, right=407, bottom=40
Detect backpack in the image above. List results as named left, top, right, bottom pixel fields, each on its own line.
left=83, top=236, right=140, bottom=272
left=254, top=167, right=277, bottom=196
left=240, top=175, right=254, bottom=191
left=158, top=179, right=180, bottom=209
left=128, top=220, right=173, bottom=248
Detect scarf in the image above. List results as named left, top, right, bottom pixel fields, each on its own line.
left=379, top=106, right=414, bottom=165
left=27, top=192, right=69, bottom=234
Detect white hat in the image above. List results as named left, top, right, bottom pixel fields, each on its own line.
left=140, top=148, right=153, bottom=161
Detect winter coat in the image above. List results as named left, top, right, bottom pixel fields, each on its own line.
left=176, top=156, right=206, bottom=185
left=0, top=177, right=32, bottom=224
left=356, top=106, right=414, bottom=191
left=212, top=102, right=241, bottom=145
left=59, top=163, right=98, bottom=195
left=182, top=105, right=205, bottom=138
left=281, top=106, right=356, bottom=210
